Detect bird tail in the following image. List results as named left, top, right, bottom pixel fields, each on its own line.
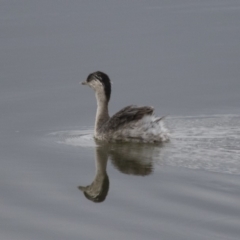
left=154, top=116, right=166, bottom=123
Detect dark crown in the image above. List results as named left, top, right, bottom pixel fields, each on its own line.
left=87, top=71, right=111, bottom=102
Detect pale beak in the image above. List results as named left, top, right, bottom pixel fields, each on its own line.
left=81, top=81, right=87, bottom=85
left=78, top=186, right=88, bottom=191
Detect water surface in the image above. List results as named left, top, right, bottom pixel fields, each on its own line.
left=1, top=1, right=240, bottom=240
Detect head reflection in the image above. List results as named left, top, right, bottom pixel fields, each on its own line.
left=79, top=141, right=164, bottom=203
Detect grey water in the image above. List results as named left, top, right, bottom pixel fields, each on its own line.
left=1, top=1, right=240, bottom=240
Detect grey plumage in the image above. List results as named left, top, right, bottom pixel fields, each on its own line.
left=107, top=105, right=154, bottom=130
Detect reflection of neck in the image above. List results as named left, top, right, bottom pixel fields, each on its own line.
left=95, top=92, right=109, bottom=134
left=95, top=147, right=108, bottom=176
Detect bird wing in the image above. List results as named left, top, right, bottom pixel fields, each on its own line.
left=107, top=105, right=154, bottom=130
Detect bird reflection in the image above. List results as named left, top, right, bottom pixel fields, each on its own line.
left=79, top=141, right=164, bottom=203
left=78, top=146, right=109, bottom=203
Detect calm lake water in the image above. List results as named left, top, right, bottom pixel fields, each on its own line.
left=1, top=1, right=240, bottom=240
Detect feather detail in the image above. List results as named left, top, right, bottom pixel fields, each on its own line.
left=107, top=105, right=154, bottom=130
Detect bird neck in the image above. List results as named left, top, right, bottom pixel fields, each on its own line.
left=95, top=92, right=110, bottom=133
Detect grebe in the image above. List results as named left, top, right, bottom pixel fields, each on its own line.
left=81, top=71, right=169, bottom=143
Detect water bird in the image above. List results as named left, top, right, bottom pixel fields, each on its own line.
left=81, top=71, right=169, bottom=143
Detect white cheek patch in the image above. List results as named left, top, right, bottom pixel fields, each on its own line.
left=90, top=81, right=103, bottom=91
